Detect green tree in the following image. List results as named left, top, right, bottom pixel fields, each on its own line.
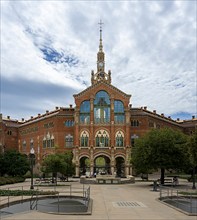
left=187, top=130, right=197, bottom=189
left=41, top=151, right=75, bottom=183
left=132, top=128, right=189, bottom=184
left=0, top=150, right=29, bottom=176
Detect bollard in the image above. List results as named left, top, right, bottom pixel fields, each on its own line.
left=153, top=180, right=158, bottom=191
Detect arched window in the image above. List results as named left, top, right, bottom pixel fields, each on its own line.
left=94, top=91, right=110, bottom=124
left=131, top=120, right=139, bottom=127
left=43, top=137, right=46, bottom=148
left=114, top=100, right=125, bottom=124
left=22, top=140, right=26, bottom=151
left=80, top=130, right=89, bottom=147
left=43, top=133, right=55, bottom=148
left=115, top=131, right=124, bottom=147
left=95, top=129, right=109, bottom=147
left=30, top=139, right=34, bottom=149
left=80, top=100, right=90, bottom=124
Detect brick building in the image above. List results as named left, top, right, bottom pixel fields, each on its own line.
left=0, top=26, right=196, bottom=177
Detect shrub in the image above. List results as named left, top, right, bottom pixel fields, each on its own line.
left=0, top=177, right=25, bottom=185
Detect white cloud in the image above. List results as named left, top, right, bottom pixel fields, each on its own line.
left=1, top=1, right=196, bottom=120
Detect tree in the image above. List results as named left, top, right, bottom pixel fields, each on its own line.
left=187, top=130, right=197, bottom=189
left=41, top=151, right=75, bottom=183
left=132, top=128, right=189, bottom=184
left=0, top=150, right=29, bottom=176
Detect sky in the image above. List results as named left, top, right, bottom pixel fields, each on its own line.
left=1, top=0, right=196, bottom=121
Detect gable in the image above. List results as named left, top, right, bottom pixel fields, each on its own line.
left=73, top=81, right=131, bottom=105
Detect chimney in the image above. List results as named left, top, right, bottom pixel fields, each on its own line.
left=192, top=115, right=195, bottom=119
left=70, top=104, right=72, bottom=108
left=144, top=106, right=147, bottom=110
left=7, top=116, right=10, bottom=120
left=161, top=113, right=164, bottom=117
left=177, top=118, right=180, bottom=121
left=153, top=110, right=156, bottom=114
left=46, top=110, right=49, bottom=114
left=38, top=113, right=41, bottom=117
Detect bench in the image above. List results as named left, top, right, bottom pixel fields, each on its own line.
left=141, top=174, right=148, bottom=180
left=158, top=178, right=173, bottom=185
left=96, top=175, right=121, bottom=184
left=35, top=178, right=53, bottom=184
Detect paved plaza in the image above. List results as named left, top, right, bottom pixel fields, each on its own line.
left=0, top=177, right=196, bottom=220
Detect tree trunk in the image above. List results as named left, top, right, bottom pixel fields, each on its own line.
left=160, top=168, right=165, bottom=185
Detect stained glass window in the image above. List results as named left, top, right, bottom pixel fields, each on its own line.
left=80, top=100, right=90, bottom=124
left=114, top=100, right=125, bottom=124
left=94, top=91, right=110, bottom=123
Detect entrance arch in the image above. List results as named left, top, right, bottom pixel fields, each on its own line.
left=94, top=155, right=111, bottom=175
left=115, top=157, right=125, bottom=177
left=79, top=156, right=90, bottom=176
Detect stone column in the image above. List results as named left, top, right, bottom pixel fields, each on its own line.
left=75, top=166, right=80, bottom=177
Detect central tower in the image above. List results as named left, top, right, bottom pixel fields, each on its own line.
left=91, top=20, right=111, bottom=85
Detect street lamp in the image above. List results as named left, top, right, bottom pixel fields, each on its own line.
left=29, top=148, right=35, bottom=190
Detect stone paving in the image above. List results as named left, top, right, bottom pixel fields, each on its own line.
left=0, top=177, right=197, bottom=220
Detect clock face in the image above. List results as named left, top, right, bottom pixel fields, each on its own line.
left=99, top=62, right=104, bottom=67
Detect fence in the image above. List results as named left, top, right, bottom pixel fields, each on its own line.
left=0, top=184, right=91, bottom=214
left=159, top=186, right=197, bottom=215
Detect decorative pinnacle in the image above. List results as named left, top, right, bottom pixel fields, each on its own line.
left=98, top=19, right=104, bottom=52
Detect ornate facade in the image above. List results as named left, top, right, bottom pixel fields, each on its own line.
left=0, top=25, right=196, bottom=177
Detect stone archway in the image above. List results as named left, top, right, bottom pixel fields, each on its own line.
left=115, top=157, right=125, bottom=177
left=94, top=155, right=111, bottom=175
left=79, top=156, right=90, bottom=176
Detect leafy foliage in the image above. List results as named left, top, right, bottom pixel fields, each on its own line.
left=41, top=151, right=75, bottom=182
left=187, top=130, right=197, bottom=167
left=0, top=150, right=29, bottom=177
left=132, top=128, right=189, bottom=184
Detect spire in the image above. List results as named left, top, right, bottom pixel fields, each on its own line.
left=91, top=20, right=111, bottom=85
left=98, top=20, right=104, bottom=52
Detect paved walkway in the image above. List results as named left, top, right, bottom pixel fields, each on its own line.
left=0, top=178, right=196, bottom=220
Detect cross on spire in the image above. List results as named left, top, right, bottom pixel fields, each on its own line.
left=98, top=20, right=104, bottom=51
left=98, top=19, right=104, bottom=31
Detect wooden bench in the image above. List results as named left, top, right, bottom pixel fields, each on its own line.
left=96, top=175, right=121, bottom=184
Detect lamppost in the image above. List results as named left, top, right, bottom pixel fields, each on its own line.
left=29, top=148, right=35, bottom=190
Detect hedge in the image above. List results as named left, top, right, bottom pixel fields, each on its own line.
left=0, top=177, right=25, bottom=186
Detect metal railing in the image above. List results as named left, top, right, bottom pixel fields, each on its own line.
left=160, top=186, right=197, bottom=215
left=0, top=186, right=25, bottom=208
left=1, top=184, right=91, bottom=214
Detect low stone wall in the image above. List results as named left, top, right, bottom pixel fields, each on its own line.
left=80, top=175, right=135, bottom=184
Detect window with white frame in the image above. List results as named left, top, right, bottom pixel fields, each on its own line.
left=115, top=131, right=124, bottom=147
left=80, top=130, right=89, bottom=147
left=95, top=129, right=109, bottom=147
left=65, top=134, right=73, bottom=148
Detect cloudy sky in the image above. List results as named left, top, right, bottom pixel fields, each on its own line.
left=1, top=0, right=196, bottom=121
